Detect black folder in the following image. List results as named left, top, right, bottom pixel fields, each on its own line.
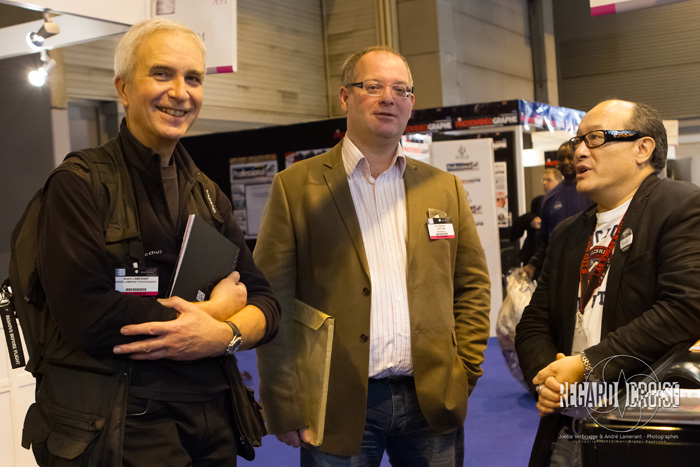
left=169, top=214, right=240, bottom=301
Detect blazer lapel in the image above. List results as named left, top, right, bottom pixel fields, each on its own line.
left=322, top=143, right=371, bottom=279
left=403, top=158, right=424, bottom=272
left=601, top=174, right=661, bottom=335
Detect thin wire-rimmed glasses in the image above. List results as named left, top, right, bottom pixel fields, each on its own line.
left=569, top=130, right=647, bottom=155
left=346, top=80, right=414, bottom=98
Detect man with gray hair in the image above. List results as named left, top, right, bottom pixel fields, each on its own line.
left=516, top=99, right=700, bottom=465
left=22, top=18, right=279, bottom=466
left=255, top=45, right=490, bottom=466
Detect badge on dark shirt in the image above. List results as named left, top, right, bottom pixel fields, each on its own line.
left=115, top=267, right=158, bottom=296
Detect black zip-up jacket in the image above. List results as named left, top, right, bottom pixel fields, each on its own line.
left=25, top=121, right=279, bottom=464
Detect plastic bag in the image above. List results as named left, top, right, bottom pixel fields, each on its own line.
left=496, top=268, right=536, bottom=390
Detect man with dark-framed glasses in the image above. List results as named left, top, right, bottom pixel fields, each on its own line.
left=345, top=80, right=415, bottom=98
left=516, top=99, right=700, bottom=466
left=255, top=45, right=491, bottom=466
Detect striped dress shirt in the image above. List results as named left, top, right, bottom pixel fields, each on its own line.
left=342, top=137, right=412, bottom=378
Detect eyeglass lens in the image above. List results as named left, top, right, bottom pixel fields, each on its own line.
left=362, top=81, right=412, bottom=98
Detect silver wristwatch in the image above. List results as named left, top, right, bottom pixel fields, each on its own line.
left=224, top=321, right=243, bottom=356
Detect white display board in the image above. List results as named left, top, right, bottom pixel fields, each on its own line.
left=432, top=139, right=503, bottom=337
left=229, top=156, right=277, bottom=238
left=155, top=0, right=237, bottom=74
left=0, top=321, right=37, bottom=467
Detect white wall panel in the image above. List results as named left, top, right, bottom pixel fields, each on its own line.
left=0, top=391, right=18, bottom=466
left=62, top=0, right=329, bottom=128
left=323, top=0, right=382, bottom=116
left=0, top=321, right=37, bottom=467
left=457, top=63, right=535, bottom=103
left=399, top=0, right=534, bottom=108
left=554, top=0, right=700, bottom=119
left=454, top=12, right=533, bottom=80
left=452, top=0, right=529, bottom=35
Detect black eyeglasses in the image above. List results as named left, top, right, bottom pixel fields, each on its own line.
left=346, top=80, right=414, bottom=98
left=569, top=130, right=647, bottom=154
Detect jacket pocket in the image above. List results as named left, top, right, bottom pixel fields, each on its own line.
left=23, top=402, right=105, bottom=461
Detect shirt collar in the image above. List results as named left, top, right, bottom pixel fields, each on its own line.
left=341, top=136, right=406, bottom=180
left=117, top=118, right=197, bottom=182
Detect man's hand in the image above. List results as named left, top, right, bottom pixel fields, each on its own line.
left=533, top=353, right=585, bottom=418
left=530, top=216, right=541, bottom=229
left=534, top=375, right=564, bottom=418
left=523, top=264, right=536, bottom=281
left=113, top=297, right=231, bottom=360
left=276, top=428, right=311, bottom=448
left=534, top=353, right=585, bottom=387
left=197, top=271, right=248, bottom=320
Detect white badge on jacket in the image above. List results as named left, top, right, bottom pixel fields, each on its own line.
left=115, top=267, right=159, bottom=296
left=427, top=209, right=455, bottom=239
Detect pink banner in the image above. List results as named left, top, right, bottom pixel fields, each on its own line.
left=591, top=4, right=617, bottom=16
left=591, top=0, right=687, bottom=16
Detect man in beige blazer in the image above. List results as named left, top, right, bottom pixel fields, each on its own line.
left=255, top=46, right=490, bottom=466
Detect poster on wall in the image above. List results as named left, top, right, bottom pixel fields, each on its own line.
left=456, top=131, right=518, bottom=236
left=432, top=139, right=503, bottom=336
left=494, top=161, right=509, bottom=228
left=229, top=155, right=277, bottom=238
left=285, top=148, right=330, bottom=168
left=401, top=133, right=432, bottom=164
left=155, top=0, right=237, bottom=74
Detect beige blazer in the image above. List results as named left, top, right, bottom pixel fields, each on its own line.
left=254, top=141, right=491, bottom=456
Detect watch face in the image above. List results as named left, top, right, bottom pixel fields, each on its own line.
left=225, top=334, right=242, bottom=356
left=224, top=321, right=242, bottom=355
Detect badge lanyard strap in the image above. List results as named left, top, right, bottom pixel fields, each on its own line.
left=579, top=215, right=625, bottom=316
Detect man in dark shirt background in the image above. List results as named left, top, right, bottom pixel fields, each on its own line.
left=511, top=167, right=562, bottom=265
left=524, top=143, right=591, bottom=280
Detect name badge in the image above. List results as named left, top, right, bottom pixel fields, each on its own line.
left=427, top=217, right=455, bottom=239
left=115, top=267, right=159, bottom=296
left=619, top=228, right=633, bottom=252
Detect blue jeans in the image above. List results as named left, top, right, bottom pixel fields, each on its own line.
left=548, top=418, right=583, bottom=467
left=301, top=377, right=464, bottom=467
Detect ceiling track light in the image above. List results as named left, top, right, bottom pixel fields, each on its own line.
left=26, top=9, right=60, bottom=50
left=28, top=49, right=56, bottom=87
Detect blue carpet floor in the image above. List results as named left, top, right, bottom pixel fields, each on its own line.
left=237, top=337, right=539, bottom=466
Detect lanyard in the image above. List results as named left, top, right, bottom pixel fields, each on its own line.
left=579, top=215, right=625, bottom=315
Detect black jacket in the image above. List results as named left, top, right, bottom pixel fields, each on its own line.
left=515, top=174, right=700, bottom=466
left=25, top=123, right=279, bottom=465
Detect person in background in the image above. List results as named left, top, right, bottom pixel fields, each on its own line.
left=524, top=143, right=591, bottom=280
left=541, top=167, right=562, bottom=195
left=24, top=18, right=279, bottom=466
left=511, top=167, right=562, bottom=265
left=254, top=45, right=491, bottom=466
left=516, top=99, right=700, bottom=466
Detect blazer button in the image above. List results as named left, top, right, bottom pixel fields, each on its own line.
left=360, top=334, right=368, bottom=343
left=362, top=287, right=370, bottom=296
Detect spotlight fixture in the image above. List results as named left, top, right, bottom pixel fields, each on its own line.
left=28, top=49, right=56, bottom=87
left=26, top=9, right=60, bottom=50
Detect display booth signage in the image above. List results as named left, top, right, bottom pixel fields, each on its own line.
left=590, top=0, right=688, bottom=16
left=326, top=100, right=584, bottom=142
left=404, top=100, right=584, bottom=136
